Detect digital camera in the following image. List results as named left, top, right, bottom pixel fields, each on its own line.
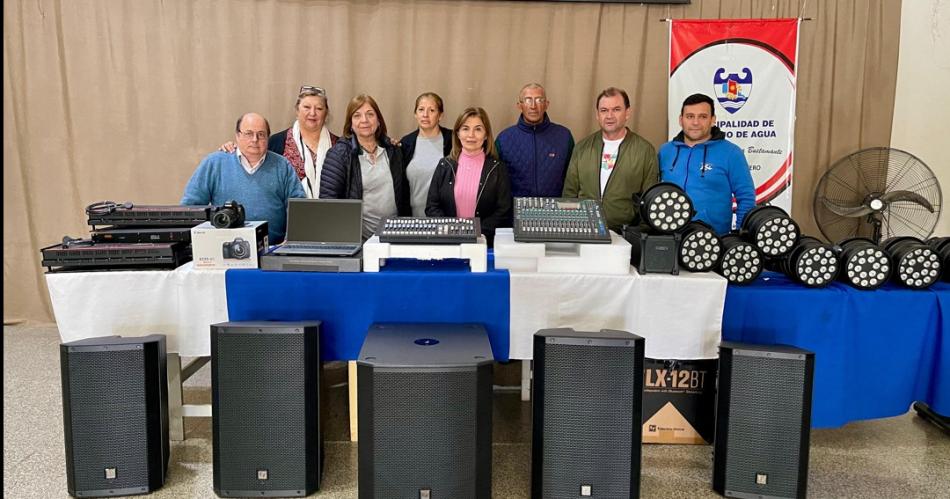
left=222, top=237, right=251, bottom=259
left=211, top=200, right=246, bottom=229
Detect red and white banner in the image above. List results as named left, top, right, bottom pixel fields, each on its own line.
left=669, top=19, right=800, bottom=210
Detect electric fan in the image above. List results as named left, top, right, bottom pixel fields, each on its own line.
left=813, top=147, right=942, bottom=244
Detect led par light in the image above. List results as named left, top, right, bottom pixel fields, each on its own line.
left=717, top=234, right=763, bottom=285
left=639, top=182, right=694, bottom=233
left=883, top=236, right=942, bottom=289
left=677, top=220, right=722, bottom=272
left=835, top=237, right=892, bottom=290
left=765, top=236, right=839, bottom=288
left=740, top=205, right=800, bottom=257
left=926, top=237, right=950, bottom=282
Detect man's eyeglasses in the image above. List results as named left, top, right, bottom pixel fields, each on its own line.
left=238, top=130, right=268, bottom=141
left=521, top=97, right=547, bottom=105
left=299, top=85, right=327, bottom=96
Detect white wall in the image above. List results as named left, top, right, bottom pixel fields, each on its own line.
left=891, top=0, right=950, bottom=236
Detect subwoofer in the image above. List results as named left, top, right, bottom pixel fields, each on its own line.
left=211, top=321, right=322, bottom=497
left=713, top=342, right=815, bottom=499
left=532, top=328, right=645, bottom=499
left=60, top=335, right=169, bottom=497
left=358, top=323, right=493, bottom=499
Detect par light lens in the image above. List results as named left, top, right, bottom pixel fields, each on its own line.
left=766, top=236, right=838, bottom=287
left=883, top=236, right=942, bottom=289
left=741, top=205, right=800, bottom=257
left=677, top=220, right=721, bottom=272
left=717, top=234, right=763, bottom=285
left=641, top=182, right=694, bottom=233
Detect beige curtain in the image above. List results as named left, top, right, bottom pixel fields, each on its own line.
left=3, top=0, right=901, bottom=323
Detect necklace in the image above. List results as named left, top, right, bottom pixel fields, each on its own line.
left=363, top=146, right=378, bottom=166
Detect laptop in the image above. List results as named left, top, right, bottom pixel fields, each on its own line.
left=271, top=199, right=363, bottom=256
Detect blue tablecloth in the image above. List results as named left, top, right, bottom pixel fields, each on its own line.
left=225, top=268, right=511, bottom=361
left=722, top=271, right=949, bottom=428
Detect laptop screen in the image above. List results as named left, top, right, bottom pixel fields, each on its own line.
left=285, top=199, right=362, bottom=244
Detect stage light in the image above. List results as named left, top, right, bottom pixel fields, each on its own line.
left=835, top=237, right=891, bottom=290
left=766, top=236, right=839, bottom=288
left=717, top=234, right=763, bottom=285
left=639, top=182, right=694, bottom=233
left=741, top=205, right=800, bottom=257
left=677, top=220, right=721, bottom=272
left=883, top=236, right=942, bottom=289
left=926, top=237, right=950, bottom=282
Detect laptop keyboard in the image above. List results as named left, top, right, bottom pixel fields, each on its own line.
left=274, top=243, right=360, bottom=256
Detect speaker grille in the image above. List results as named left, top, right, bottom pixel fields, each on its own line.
left=67, top=350, right=149, bottom=491
left=725, top=355, right=806, bottom=497
left=541, top=343, right=639, bottom=498
left=215, top=333, right=307, bottom=491
left=372, top=370, right=478, bottom=497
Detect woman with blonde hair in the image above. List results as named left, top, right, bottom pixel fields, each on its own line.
left=321, top=94, right=410, bottom=239
left=426, top=107, right=512, bottom=246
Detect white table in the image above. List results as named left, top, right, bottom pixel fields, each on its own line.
left=508, top=267, right=726, bottom=399
left=48, top=262, right=726, bottom=438
left=46, top=262, right=227, bottom=440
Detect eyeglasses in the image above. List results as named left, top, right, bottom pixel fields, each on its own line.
left=299, top=85, right=327, bottom=96
left=238, top=130, right=268, bottom=141
left=520, top=97, right=547, bottom=105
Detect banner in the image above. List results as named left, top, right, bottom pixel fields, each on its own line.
left=668, top=19, right=800, bottom=211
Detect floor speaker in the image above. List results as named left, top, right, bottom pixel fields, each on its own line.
left=358, top=323, right=493, bottom=499
left=60, top=335, right=169, bottom=497
left=532, top=328, right=645, bottom=499
left=713, top=342, right=815, bottom=498
left=211, top=321, right=322, bottom=497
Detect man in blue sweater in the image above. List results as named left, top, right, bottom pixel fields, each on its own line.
left=181, top=113, right=305, bottom=243
left=495, top=83, right=574, bottom=198
left=658, top=94, right=756, bottom=234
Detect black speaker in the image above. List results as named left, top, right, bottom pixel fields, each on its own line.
left=60, top=335, right=169, bottom=497
left=623, top=226, right=681, bottom=275
left=358, top=323, right=493, bottom=499
left=713, top=342, right=815, bottom=499
left=211, top=321, right=322, bottom=497
left=532, top=328, right=645, bottom=499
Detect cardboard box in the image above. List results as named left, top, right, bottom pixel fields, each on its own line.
left=642, top=357, right=717, bottom=444
left=191, top=221, right=268, bottom=269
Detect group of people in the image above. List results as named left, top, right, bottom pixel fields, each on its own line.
left=181, top=83, right=756, bottom=246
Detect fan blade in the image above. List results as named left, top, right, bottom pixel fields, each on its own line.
left=820, top=198, right=874, bottom=217
left=879, top=190, right=935, bottom=212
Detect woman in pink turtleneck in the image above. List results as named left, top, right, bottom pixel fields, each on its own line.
left=426, top=107, right=512, bottom=247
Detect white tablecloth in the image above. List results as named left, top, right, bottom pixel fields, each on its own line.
left=509, top=267, right=726, bottom=360
left=48, top=263, right=725, bottom=360
left=46, top=262, right=227, bottom=356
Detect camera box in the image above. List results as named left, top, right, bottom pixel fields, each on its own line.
left=641, top=357, right=717, bottom=444
left=191, top=221, right=268, bottom=269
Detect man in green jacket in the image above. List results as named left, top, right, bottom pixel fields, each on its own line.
left=562, top=87, right=658, bottom=234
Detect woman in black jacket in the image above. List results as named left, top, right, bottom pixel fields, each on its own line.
left=321, top=94, right=410, bottom=239
left=426, top=107, right=512, bottom=246
left=399, top=92, right=453, bottom=216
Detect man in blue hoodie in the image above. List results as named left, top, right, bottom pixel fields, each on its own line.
left=495, top=83, right=574, bottom=198
left=658, top=93, right=756, bottom=234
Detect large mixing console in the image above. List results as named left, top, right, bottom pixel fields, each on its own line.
left=514, top=197, right=611, bottom=244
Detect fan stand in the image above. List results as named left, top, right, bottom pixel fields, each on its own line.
left=867, top=214, right=883, bottom=245
left=864, top=193, right=886, bottom=244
